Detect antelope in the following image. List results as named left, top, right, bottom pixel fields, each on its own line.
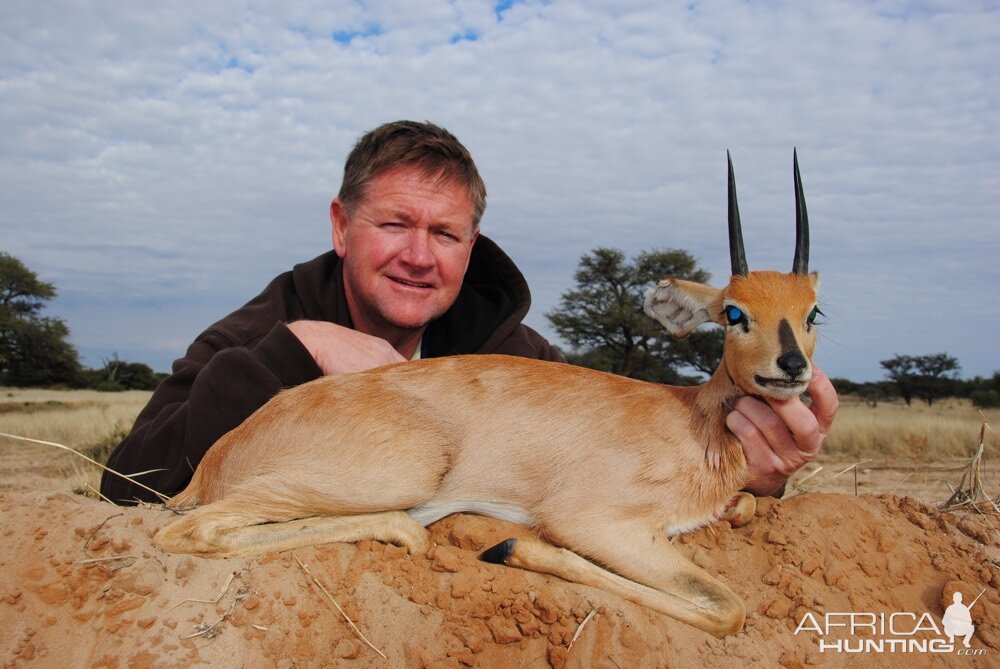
left=154, top=152, right=821, bottom=638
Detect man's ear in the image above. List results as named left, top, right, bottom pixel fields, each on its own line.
left=330, top=198, right=348, bottom=257
left=643, top=278, right=724, bottom=338
left=462, top=227, right=480, bottom=273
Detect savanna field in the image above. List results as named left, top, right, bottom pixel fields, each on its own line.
left=0, top=388, right=997, bottom=667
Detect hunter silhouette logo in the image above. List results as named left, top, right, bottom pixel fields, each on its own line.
left=943, top=590, right=983, bottom=648
left=794, top=588, right=988, bottom=655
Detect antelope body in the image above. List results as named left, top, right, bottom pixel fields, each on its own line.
left=155, top=153, right=821, bottom=638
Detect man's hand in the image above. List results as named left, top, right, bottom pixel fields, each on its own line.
left=287, top=321, right=405, bottom=375
left=726, top=366, right=839, bottom=497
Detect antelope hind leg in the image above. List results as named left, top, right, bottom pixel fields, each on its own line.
left=155, top=500, right=430, bottom=558
left=481, top=533, right=744, bottom=637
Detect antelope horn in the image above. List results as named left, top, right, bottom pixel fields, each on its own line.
left=792, top=149, right=809, bottom=274
left=727, top=151, right=749, bottom=277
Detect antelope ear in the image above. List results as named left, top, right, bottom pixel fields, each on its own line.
left=643, top=278, right=724, bottom=338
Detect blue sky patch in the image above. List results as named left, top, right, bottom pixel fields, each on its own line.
left=332, top=25, right=382, bottom=44
left=450, top=30, right=479, bottom=44
left=495, top=0, right=524, bottom=22
left=223, top=56, right=254, bottom=73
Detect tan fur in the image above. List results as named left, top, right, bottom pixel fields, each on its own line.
left=154, top=269, right=820, bottom=638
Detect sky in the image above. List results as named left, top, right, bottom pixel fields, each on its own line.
left=1, top=1, right=997, bottom=382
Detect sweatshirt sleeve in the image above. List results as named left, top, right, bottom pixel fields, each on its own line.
left=100, top=322, right=322, bottom=505
left=492, top=324, right=567, bottom=364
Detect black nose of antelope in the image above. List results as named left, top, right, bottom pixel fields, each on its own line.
left=777, top=351, right=807, bottom=378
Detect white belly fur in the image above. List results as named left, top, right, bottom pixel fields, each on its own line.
left=406, top=501, right=534, bottom=528
left=409, top=500, right=730, bottom=538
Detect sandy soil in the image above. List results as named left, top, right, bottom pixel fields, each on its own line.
left=0, top=484, right=997, bottom=668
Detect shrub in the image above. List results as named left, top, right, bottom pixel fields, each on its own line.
left=970, top=389, right=1000, bottom=409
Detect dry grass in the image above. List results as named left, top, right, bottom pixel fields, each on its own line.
left=0, top=388, right=151, bottom=450
left=823, top=396, right=999, bottom=461
left=940, top=418, right=999, bottom=513
left=0, top=387, right=151, bottom=495
left=789, top=398, right=998, bottom=505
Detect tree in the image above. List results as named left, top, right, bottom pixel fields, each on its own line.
left=970, top=389, right=1000, bottom=408
left=829, top=377, right=859, bottom=396
left=855, top=381, right=896, bottom=408
left=961, top=371, right=1000, bottom=408
left=546, top=247, right=719, bottom=383
left=880, top=353, right=961, bottom=406
left=101, top=354, right=163, bottom=390
left=0, top=252, right=81, bottom=386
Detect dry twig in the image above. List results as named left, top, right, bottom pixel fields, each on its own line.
left=567, top=608, right=598, bottom=652
left=294, top=554, right=387, bottom=659
left=83, top=512, right=123, bottom=556
left=179, top=573, right=249, bottom=640
left=890, top=471, right=915, bottom=495
left=788, top=465, right=824, bottom=496
left=833, top=459, right=872, bottom=496
left=169, top=572, right=238, bottom=611
left=82, top=511, right=133, bottom=573
left=85, top=483, right=115, bottom=505
left=75, top=555, right=138, bottom=565
left=0, top=432, right=169, bottom=503
left=183, top=596, right=243, bottom=640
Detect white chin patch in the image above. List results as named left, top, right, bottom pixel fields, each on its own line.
left=765, top=384, right=807, bottom=399
left=752, top=380, right=808, bottom=399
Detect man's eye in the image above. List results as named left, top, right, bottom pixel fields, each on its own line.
left=725, top=306, right=745, bottom=326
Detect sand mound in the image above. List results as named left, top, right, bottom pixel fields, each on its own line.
left=0, top=491, right=997, bottom=668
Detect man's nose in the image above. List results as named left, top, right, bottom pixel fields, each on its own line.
left=401, top=230, right=434, bottom=268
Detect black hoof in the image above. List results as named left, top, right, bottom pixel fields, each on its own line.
left=479, top=538, right=516, bottom=564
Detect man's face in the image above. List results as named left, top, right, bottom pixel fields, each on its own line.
left=331, top=165, right=479, bottom=339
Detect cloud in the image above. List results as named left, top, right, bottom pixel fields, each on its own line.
left=1, top=1, right=996, bottom=379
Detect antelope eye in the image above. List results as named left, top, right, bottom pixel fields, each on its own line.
left=807, top=306, right=824, bottom=325
left=725, top=306, right=745, bottom=326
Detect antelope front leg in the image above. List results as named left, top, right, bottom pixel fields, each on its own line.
left=716, top=491, right=756, bottom=528
left=482, top=527, right=744, bottom=637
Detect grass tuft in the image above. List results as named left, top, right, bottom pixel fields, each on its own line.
left=940, top=416, right=998, bottom=514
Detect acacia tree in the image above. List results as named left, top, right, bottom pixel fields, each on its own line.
left=0, top=252, right=81, bottom=386
left=99, top=353, right=162, bottom=390
left=546, top=247, right=722, bottom=383
left=880, top=353, right=961, bottom=406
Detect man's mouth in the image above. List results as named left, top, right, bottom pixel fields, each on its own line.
left=388, top=276, right=434, bottom=289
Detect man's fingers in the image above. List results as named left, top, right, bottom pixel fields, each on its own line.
left=729, top=409, right=791, bottom=496
left=726, top=410, right=785, bottom=471
left=760, top=366, right=837, bottom=458
left=731, top=367, right=840, bottom=496
left=806, top=365, right=838, bottom=438
left=288, top=320, right=405, bottom=374
left=765, top=396, right=823, bottom=459
left=733, top=396, right=805, bottom=463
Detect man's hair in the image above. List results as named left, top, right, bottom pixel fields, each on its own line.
left=338, top=120, right=487, bottom=227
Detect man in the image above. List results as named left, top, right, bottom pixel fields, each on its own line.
left=101, top=120, right=837, bottom=504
